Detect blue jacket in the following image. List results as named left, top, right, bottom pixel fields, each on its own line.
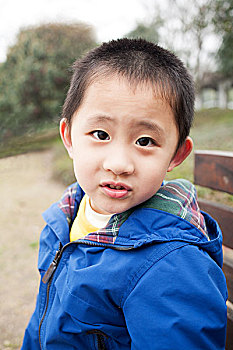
left=22, top=179, right=227, bottom=350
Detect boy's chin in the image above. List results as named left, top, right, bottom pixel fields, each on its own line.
left=91, top=201, right=128, bottom=216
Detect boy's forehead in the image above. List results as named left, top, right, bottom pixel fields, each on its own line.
left=79, top=74, right=173, bottom=113
left=87, top=73, right=157, bottom=95
left=74, top=93, right=174, bottom=127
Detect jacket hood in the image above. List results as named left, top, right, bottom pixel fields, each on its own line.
left=43, top=179, right=223, bottom=267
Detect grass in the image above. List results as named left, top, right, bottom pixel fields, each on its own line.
left=191, top=108, right=233, bottom=151
left=2, top=340, right=19, bottom=349
left=165, top=115, right=233, bottom=183
left=166, top=108, right=233, bottom=206
left=0, top=127, right=59, bottom=159
left=29, top=241, right=39, bottom=249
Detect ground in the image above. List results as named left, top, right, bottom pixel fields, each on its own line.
left=0, top=151, right=65, bottom=349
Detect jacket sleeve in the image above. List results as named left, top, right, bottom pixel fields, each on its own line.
left=123, top=244, right=227, bottom=350
left=21, top=294, right=41, bottom=349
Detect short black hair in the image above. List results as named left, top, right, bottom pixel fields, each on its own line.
left=62, top=38, right=195, bottom=149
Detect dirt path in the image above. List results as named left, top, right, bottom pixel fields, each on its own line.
left=0, top=151, right=66, bottom=349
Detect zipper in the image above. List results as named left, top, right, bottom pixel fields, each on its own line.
left=87, top=329, right=108, bottom=350
left=97, top=333, right=107, bottom=350
left=77, top=239, right=135, bottom=251
left=42, top=242, right=63, bottom=284
left=39, top=242, right=63, bottom=349
left=38, top=239, right=134, bottom=349
left=39, top=277, right=52, bottom=349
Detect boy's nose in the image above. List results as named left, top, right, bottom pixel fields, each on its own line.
left=102, top=148, right=134, bottom=176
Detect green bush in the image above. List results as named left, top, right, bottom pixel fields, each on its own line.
left=0, top=23, right=97, bottom=141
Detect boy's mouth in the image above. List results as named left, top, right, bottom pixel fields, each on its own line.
left=100, top=181, right=131, bottom=199
left=107, top=184, right=125, bottom=190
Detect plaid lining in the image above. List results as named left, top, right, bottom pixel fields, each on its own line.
left=161, top=180, right=208, bottom=238
left=140, top=179, right=208, bottom=239
left=82, top=209, right=134, bottom=244
left=58, top=179, right=209, bottom=244
left=58, top=183, right=78, bottom=225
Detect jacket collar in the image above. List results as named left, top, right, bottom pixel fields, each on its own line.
left=43, top=180, right=223, bottom=266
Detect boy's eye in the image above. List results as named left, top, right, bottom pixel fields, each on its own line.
left=136, top=137, right=156, bottom=147
left=92, top=130, right=110, bottom=141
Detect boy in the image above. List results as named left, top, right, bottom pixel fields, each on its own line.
left=22, top=39, right=227, bottom=349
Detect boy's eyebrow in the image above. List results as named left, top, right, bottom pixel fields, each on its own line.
left=134, top=120, right=165, bottom=139
left=86, top=114, right=114, bottom=125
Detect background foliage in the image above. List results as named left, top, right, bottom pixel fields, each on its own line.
left=0, top=23, right=96, bottom=141
left=125, top=0, right=233, bottom=88
left=212, top=0, right=233, bottom=77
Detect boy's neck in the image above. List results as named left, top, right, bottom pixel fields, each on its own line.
left=86, top=195, right=113, bottom=228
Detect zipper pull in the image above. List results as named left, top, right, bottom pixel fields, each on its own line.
left=42, top=242, right=63, bottom=284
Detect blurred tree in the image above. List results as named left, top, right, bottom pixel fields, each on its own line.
left=165, top=0, right=215, bottom=92
left=213, top=0, right=232, bottom=34
left=0, top=23, right=97, bottom=140
left=128, top=0, right=217, bottom=92
left=212, top=0, right=233, bottom=77
left=217, top=32, right=233, bottom=77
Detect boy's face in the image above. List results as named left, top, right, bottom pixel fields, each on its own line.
left=61, top=76, right=192, bottom=215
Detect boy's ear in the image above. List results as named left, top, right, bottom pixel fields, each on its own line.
left=167, top=137, right=193, bottom=172
left=60, top=118, right=73, bottom=159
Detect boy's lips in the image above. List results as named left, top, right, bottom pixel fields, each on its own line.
left=100, top=181, right=132, bottom=199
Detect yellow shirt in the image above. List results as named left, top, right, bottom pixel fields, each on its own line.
left=70, top=195, right=112, bottom=242
left=70, top=195, right=99, bottom=242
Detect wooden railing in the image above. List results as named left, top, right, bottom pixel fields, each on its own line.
left=194, top=150, right=233, bottom=350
